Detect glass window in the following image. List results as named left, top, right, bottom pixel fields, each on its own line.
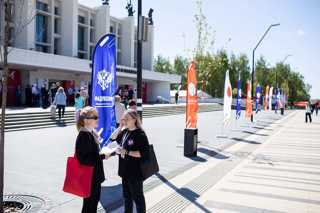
left=36, top=14, right=47, bottom=43
left=90, top=29, right=95, bottom=43
left=78, top=15, right=85, bottom=24
left=36, top=44, right=49, bottom=53
left=36, top=1, right=48, bottom=12
left=78, top=26, right=85, bottom=51
left=117, top=37, right=121, bottom=49
left=54, top=7, right=59, bottom=15
left=54, top=18, right=59, bottom=34
left=118, top=25, right=122, bottom=35
left=90, top=46, right=94, bottom=60
left=110, top=26, right=114, bottom=33
left=78, top=52, right=86, bottom=59
left=117, top=51, right=121, bottom=65
left=54, top=38, right=59, bottom=54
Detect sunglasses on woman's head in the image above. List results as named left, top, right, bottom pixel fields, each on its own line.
left=85, top=116, right=98, bottom=120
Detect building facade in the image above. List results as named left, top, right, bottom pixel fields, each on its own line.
left=0, top=0, right=180, bottom=106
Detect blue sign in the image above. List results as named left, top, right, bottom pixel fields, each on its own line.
left=91, top=34, right=117, bottom=147
left=255, top=84, right=261, bottom=113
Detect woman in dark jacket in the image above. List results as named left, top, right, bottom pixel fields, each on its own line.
left=111, top=109, right=149, bottom=213
left=75, top=106, right=110, bottom=213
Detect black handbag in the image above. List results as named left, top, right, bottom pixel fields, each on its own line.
left=140, top=144, right=159, bottom=181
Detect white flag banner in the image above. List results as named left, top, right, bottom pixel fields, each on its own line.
left=223, top=70, right=232, bottom=125
left=269, top=86, right=273, bottom=111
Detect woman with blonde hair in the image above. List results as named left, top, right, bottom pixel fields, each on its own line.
left=75, top=106, right=111, bottom=213
left=111, top=109, right=149, bottom=213
left=53, top=87, right=66, bottom=120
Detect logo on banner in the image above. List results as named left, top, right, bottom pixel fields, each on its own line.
left=188, top=82, right=196, bottom=96
left=97, top=69, right=113, bottom=91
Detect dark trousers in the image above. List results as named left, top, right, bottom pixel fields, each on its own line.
left=122, top=178, right=146, bottom=213
left=57, top=105, right=65, bottom=119
left=82, top=180, right=101, bottom=213
left=305, top=113, right=312, bottom=123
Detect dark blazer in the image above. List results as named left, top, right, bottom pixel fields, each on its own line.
left=75, top=128, right=105, bottom=184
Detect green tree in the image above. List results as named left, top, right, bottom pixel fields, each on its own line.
left=173, top=56, right=188, bottom=89
left=153, top=55, right=173, bottom=74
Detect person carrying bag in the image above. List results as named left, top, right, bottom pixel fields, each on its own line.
left=63, top=106, right=112, bottom=213
left=111, top=109, right=158, bottom=213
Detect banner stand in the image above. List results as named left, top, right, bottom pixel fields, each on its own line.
left=184, top=128, right=198, bottom=157
left=217, top=123, right=228, bottom=139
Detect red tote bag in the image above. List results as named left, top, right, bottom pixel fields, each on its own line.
left=63, top=156, right=94, bottom=198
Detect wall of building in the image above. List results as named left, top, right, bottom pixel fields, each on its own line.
left=147, top=81, right=171, bottom=103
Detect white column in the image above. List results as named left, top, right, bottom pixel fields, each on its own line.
left=142, top=24, right=154, bottom=70
left=120, top=16, right=135, bottom=67
left=96, top=5, right=110, bottom=41
left=61, top=0, right=78, bottom=57
left=13, top=0, right=36, bottom=50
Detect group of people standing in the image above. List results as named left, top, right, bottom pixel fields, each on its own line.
left=75, top=104, right=148, bottom=213
left=47, top=82, right=88, bottom=121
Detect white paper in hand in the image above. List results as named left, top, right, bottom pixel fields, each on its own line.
left=100, top=141, right=119, bottom=155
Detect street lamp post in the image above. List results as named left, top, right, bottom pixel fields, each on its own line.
left=136, top=0, right=143, bottom=119
left=251, top=23, right=280, bottom=122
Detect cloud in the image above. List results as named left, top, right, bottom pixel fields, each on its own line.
left=297, top=29, right=306, bottom=37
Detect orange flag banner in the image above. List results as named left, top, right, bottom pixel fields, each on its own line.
left=186, top=62, right=198, bottom=128
left=264, top=85, right=269, bottom=110
left=245, top=80, right=252, bottom=118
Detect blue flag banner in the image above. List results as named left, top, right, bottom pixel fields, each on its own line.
left=255, top=84, right=261, bottom=113
left=236, top=78, right=241, bottom=120
left=91, top=34, right=117, bottom=147
left=275, top=88, right=281, bottom=111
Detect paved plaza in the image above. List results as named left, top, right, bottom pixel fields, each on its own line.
left=4, top=109, right=320, bottom=212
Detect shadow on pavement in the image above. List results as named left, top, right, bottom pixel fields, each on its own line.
left=155, top=173, right=211, bottom=213
left=100, top=184, right=123, bottom=212
left=242, top=130, right=269, bottom=137
left=189, top=155, right=207, bottom=162
left=230, top=137, right=261, bottom=145
left=252, top=126, right=272, bottom=131
left=197, top=147, right=229, bottom=159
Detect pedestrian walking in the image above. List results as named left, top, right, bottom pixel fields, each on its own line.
left=305, top=102, right=312, bottom=123
left=53, top=87, right=67, bottom=120
left=115, top=95, right=126, bottom=127
left=175, top=91, right=179, bottom=104
left=80, top=87, right=89, bottom=105
left=25, top=84, right=32, bottom=107
left=49, top=83, right=58, bottom=104
left=316, top=102, right=319, bottom=116
left=128, top=87, right=134, bottom=101
left=41, top=84, right=48, bottom=108
left=15, top=85, right=22, bottom=107
left=74, top=92, right=85, bottom=122
left=128, top=100, right=137, bottom=111
left=111, top=110, right=149, bottom=213
left=75, top=106, right=111, bottom=213
left=31, top=84, right=39, bottom=106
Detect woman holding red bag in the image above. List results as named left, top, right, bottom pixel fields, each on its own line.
left=75, top=106, right=111, bottom=213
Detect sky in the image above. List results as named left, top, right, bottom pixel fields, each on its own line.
left=79, top=0, right=320, bottom=99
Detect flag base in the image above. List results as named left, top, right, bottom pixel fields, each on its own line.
left=184, top=128, right=198, bottom=157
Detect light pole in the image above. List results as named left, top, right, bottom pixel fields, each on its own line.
left=251, top=23, right=280, bottom=122
left=136, top=0, right=143, bottom=119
